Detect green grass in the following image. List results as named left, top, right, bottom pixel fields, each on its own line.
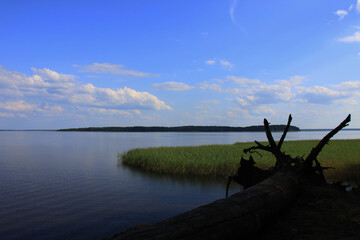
left=120, top=139, right=360, bottom=182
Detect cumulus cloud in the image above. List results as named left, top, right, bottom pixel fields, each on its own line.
left=230, top=76, right=301, bottom=105
left=0, top=100, right=37, bottom=111
left=238, top=83, right=293, bottom=104
left=0, top=100, right=64, bottom=117
left=70, top=85, right=172, bottom=110
left=152, top=81, right=194, bottom=91
left=0, top=65, right=172, bottom=114
left=335, top=10, right=348, bottom=20
left=339, top=30, right=360, bottom=42
left=73, top=63, right=159, bottom=77
left=200, top=75, right=358, bottom=110
left=251, top=106, right=275, bottom=116
left=332, top=81, right=360, bottom=90
left=234, top=97, right=250, bottom=107
left=199, top=80, right=224, bottom=92
left=227, top=76, right=260, bottom=85
left=32, top=68, right=76, bottom=82
left=205, top=60, right=216, bottom=65
left=0, top=112, right=15, bottom=118
left=296, top=86, right=347, bottom=104
left=277, top=76, right=305, bottom=87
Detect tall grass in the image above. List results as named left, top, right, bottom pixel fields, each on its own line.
left=120, top=139, right=360, bottom=182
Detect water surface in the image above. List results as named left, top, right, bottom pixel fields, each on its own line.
left=0, top=130, right=359, bottom=239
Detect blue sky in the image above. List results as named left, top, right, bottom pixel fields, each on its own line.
left=1, top=0, right=360, bottom=129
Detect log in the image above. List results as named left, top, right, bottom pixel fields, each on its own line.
left=112, top=114, right=351, bottom=239
left=113, top=171, right=300, bottom=240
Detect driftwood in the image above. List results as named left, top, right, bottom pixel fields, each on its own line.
left=113, top=114, right=351, bottom=240
left=226, top=156, right=272, bottom=197
left=226, top=114, right=351, bottom=197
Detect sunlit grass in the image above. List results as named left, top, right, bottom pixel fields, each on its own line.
left=120, top=139, right=360, bottom=182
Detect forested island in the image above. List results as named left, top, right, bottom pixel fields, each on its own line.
left=58, top=125, right=300, bottom=132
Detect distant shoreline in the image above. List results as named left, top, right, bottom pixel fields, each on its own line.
left=1, top=127, right=360, bottom=132
left=57, top=125, right=300, bottom=132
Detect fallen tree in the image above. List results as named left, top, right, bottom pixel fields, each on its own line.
left=112, top=114, right=351, bottom=240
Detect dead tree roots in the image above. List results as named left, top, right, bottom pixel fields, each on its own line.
left=226, top=114, right=351, bottom=197
left=114, top=114, right=351, bottom=240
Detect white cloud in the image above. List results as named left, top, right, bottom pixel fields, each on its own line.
left=0, top=100, right=65, bottom=117
left=339, top=31, right=360, bottom=42
left=73, top=63, right=159, bottom=77
left=152, top=81, right=194, bottom=91
left=0, top=100, right=37, bottom=112
left=357, top=0, right=360, bottom=12
left=277, top=76, right=305, bottom=87
left=220, top=60, right=234, bottom=70
left=249, top=84, right=293, bottom=103
left=36, top=104, right=64, bottom=115
left=86, top=107, right=139, bottom=117
left=234, top=97, right=250, bottom=107
left=332, top=81, right=360, bottom=90
left=200, top=100, right=220, bottom=105
left=201, top=75, right=358, bottom=108
left=73, top=85, right=172, bottom=110
left=230, top=81, right=294, bottom=106
left=0, top=112, right=15, bottom=118
left=199, top=80, right=224, bottom=92
left=335, top=10, right=348, bottom=20
left=230, top=0, right=238, bottom=23
left=296, top=86, right=346, bottom=104
left=205, top=59, right=235, bottom=70
left=0, top=65, right=172, bottom=113
left=32, top=68, right=76, bottom=82
left=201, top=76, right=296, bottom=105
left=227, top=76, right=260, bottom=85
left=349, top=4, right=354, bottom=11
left=251, top=106, right=275, bottom=116
left=333, top=98, right=357, bottom=105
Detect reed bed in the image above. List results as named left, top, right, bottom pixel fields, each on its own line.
left=120, top=139, right=360, bottom=182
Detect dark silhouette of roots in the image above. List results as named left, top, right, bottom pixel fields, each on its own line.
left=226, top=114, right=351, bottom=197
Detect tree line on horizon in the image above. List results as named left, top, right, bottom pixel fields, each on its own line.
left=57, top=125, right=300, bottom=132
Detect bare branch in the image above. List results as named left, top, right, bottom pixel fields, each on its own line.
left=304, top=114, right=351, bottom=165
left=264, top=118, right=278, bottom=152
left=243, top=141, right=271, bottom=154
left=278, top=114, right=292, bottom=150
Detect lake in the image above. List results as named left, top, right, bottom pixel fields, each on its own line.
left=0, top=130, right=359, bottom=240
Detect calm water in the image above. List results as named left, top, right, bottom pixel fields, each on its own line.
left=0, top=130, right=359, bottom=240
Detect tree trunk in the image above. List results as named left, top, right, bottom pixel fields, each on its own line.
left=113, top=171, right=300, bottom=240
left=112, top=114, right=351, bottom=240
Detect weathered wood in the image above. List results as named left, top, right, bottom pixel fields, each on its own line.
left=226, top=156, right=271, bottom=197
left=277, top=114, right=292, bottom=150
left=113, top=171, right=300, bottom=240
left=303, top=114, right=351, bottom=168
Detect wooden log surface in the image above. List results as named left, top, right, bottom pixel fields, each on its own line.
left=113, top=171, right=301, bottom=240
